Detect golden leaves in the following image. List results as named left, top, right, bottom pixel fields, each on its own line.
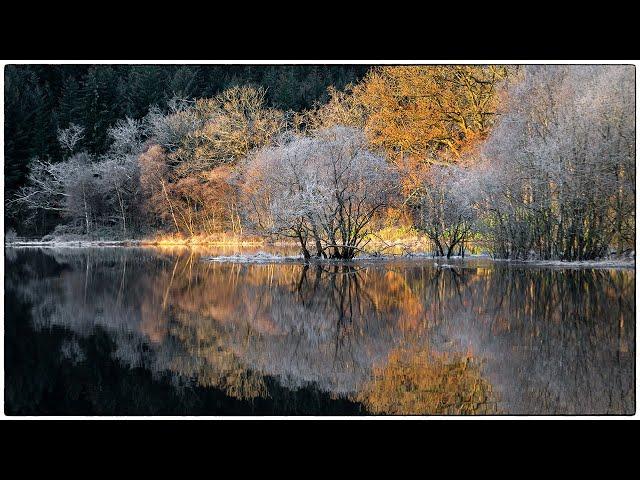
left=354, top=65, right=511, bottom=163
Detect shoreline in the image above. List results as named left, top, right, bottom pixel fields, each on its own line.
left=201, top=253, right=635, bottom=269
left=6, top=240, right=635, bottom=269
left=4, top=239, right=274, bottom=248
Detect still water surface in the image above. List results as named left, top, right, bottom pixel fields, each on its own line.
left=4, top=246, right=635, bottom=415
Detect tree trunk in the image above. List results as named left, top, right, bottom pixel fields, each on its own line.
left=115, top=185, right=126, bottom=237
left=297, top=232, right=311, bottom=260
left=82, top=184, right=90, bottom=234
left=161, top=180, right=180, bottom=234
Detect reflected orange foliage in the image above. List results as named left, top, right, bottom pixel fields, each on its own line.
left=357, top=346, right=498, bottom=415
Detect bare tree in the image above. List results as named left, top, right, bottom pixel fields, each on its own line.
left=146, top=86, right=286, bottom=176
left=107, top=117, right=145, bottom=157
left=13, top=157, right=71, bottom=215
left=465, top=65, right=635, bottom=260
left=94, top=154, right=141, bottom=236
left=13, top=152, right=100, bottom=234
left=143, top=99, right=199, bottom=152
left=242, top=126, right=398, bottom=259
left=15, top=149, right=143, bottom=238
left=57, top=123, right=85, bottom=155
left=416, top=165, right=474, bottom=258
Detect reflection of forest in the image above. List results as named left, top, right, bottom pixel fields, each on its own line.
left=10, top=248, right=635, bottom=414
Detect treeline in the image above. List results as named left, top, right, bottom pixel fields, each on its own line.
left=4, top=64, right=370, bottom=231
left=7, top=65, right=635, bottom=260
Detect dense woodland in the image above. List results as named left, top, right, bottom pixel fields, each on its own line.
left=4, top=64, right=635, bottom=261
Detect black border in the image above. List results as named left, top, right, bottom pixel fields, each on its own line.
left=1, top=7, right=638, bottom=61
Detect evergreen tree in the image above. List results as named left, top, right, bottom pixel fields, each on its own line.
left=4, top=67, right=41, bottom=194
left=78, top=67, right=122, bottom=153
left=167, top=66, right=199, bottom=100
left=123, top=66, right=169, bottom=118
left=31, top=81, right=59, bottom=160
left=58, top=75, right=82, bottom=127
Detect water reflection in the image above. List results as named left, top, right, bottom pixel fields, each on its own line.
left=4, top=248, right=635, bottom=415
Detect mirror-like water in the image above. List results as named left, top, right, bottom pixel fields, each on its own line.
left=4, top=247, right=635, bottom=415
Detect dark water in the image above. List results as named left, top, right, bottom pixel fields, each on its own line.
left=4, top=247, right=635, bottom=415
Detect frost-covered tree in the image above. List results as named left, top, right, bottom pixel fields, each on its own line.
left=242, top=126, right=398, bottom=259
left=146, top=87, right=286, bottom=176
left=466, top=65, right=635, bottom=260
left=106, top=117, right=145, bottom=157
left=14, top=152, right=100, bottom=233
left=143, top=97, right=198, bottom=152
left=57, top=123, right=85, bottom=155
left=94, top=155, right=141, bottom=236
left=15, top=149, right=143, bottom=237
left=416, top=165, right=475, bottom=258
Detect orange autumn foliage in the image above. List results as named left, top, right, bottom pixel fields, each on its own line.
left=355, top=65, right=512, bottom=164
left=307, top=66, right=514, bottom=213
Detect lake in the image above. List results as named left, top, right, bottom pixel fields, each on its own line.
left=3, top=246, right=635, bottom=416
